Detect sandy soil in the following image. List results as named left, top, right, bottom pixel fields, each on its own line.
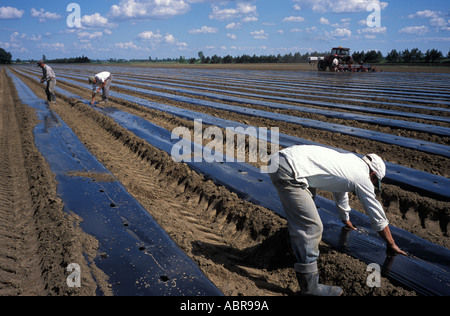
left=0, top=68, right=111, bottom=296
left=2, top=64, right=449, bottom=296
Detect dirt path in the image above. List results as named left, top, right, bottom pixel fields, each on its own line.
left=0, top=67, right=46, bottom=295
left=6, top=68, right=423, bottom=296
left=0, top=68, right=110, bottom=296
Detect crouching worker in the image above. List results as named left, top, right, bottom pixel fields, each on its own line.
left=89, top=71, right=113, bottom=105
left=37, top=60, right=56, bottom=104
left=269, top=145, right=406, bottom=296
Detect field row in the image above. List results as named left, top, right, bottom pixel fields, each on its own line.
left=8, top=65, right=450, bottom=296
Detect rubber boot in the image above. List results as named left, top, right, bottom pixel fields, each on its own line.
left=296, top=272, right=343, bottom=296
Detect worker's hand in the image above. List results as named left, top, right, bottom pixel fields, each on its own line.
left=96, top=88, right=101, bottom=94
left=90, top=100, right=95, bottom=106
left=378, top=226, right=407, bottom=256
left=40, top=79, right=45, bottom=83
left=342, top=220, right=357, bottom=231
left=387, top=244, right=407, bottom=256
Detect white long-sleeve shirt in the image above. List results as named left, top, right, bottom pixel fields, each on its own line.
left=279, top=145, right=389, bottom=232
left=92, top=71, right=111, bottom=91
left=41, top=64, right=55, bottom=82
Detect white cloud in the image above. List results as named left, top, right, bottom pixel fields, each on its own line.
left=292, top=0, right=302, bottom=11
left=31, top=8, right=61, bottom=22
left=10, top=32, right=26, bottom=43
left=39, top=43, right=66, bottom=51
left=209, top=2, right=258, bottom=22
left=77, top=31, right=104, bottom=41
left=358, top=26, right=387, bottom=34
left=82, top=13, right=117, bottom=28
left=358, top=26, right=387, bottom=39
left=226, top=22, right=242, bottom=30
left=282, top=16, right=305, bottom=23
left=408, top=10, right=450, bottom=30
left=326, top=28, right=352, bottom=38
left=109, top=0, right=190, bottom=20
left=165, top=34, right=176, bottom=44
left=250, top=30, right=268, bottom=40
left=409, top=10, right=440, bottom=20
left=292, top=0, right=388, bottom=13
left=242, top=16, right=258, bottom=23
left=138, top=31, right=163, bottom=40
left=137, top=30, right=187, bottom=50
left=305, top=26, right=317, bottom=33
left=227, top=33, right=237, bottom=40
left=399, top=26, right=430, bottom=36
left=30, top=34, right=43, bottom=42
left=188, top=26, right=218, bottom=34
left=115, top=41, right=142, bottom=50
left=0, top=6, right=24, bottom=19
left=319, top=17, right=329, bottom=25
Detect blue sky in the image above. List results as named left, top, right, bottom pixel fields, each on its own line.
left=0, top=0, right=449, bottom=60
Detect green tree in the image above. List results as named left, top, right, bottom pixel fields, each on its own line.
left=386, top=49, right=401, bottom=63
left=0, top=47, right=12, bottom=64
left=198, top=51, right=206, bottom=63
left=352, top=51, right=365, bottom=63
left=210, top=55, right=222, bottom=64
left=410, top=48, right=423, bottom=62
left=401, top=49, right=412, bottom=63
left=223, top=55, right=233, bottom=64
left=425, top=49, right=443, bottom=63
left=362, top=50, right=383, bottom=63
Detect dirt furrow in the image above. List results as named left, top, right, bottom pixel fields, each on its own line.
left=0, top=68, right=111, bottom=296
left=0, top=68, right=48, bottom=295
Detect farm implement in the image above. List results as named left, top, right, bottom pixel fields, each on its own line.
left=309, top=47, right=377, bottom=72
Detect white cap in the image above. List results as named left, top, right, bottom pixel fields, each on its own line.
left=362, top=154, right=386, bottom=190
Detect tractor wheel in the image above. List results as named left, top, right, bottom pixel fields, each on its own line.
left=318, top=60, right=327, bottom=71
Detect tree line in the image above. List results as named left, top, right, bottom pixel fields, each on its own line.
left=2, top=46, right=449, bottom=65
left=40, top=55, right=91, bottom=64
left=0, top=50, right=92, bottom=64
left=190, top=48, right=450, bottom=65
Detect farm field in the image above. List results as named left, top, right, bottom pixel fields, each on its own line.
left=1, top=64, right=449, bottom=296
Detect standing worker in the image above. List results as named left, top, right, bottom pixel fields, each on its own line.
left=89, top=71, right=113, bottom=105
left=269, top=145, right=406, bottom=296
left=37, top=60, right=56, bottom=104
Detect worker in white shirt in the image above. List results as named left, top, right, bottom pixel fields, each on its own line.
left=37, top=60, right=56, bottom=104
left=89, top=71, right=113, bottom=105
left=269, top=145, right=406, bottom=296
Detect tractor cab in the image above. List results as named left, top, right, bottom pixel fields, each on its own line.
left=331, top=47, right=351, bottom=58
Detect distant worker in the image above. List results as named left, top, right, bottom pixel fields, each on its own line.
left=89, top=71, right=113, bottom=105
left=269, top=145, right=406, bottom=296
left=37, top=60, right=56, bottom=104
left=331, top=58, right=339, bottom=72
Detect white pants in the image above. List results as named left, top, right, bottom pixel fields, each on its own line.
left=269, top=153, right=323, bottom=274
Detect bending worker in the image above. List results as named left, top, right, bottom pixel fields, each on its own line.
left=269, top=145, right=406, bottom=296
left=89, top=71, right=113, bottom=105
left=37, top=60, right=56, bottom=104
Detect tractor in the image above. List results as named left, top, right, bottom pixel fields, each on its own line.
left=309, top=47, right=377, bottom=72
left=319, top=47, right=353, bottom=71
